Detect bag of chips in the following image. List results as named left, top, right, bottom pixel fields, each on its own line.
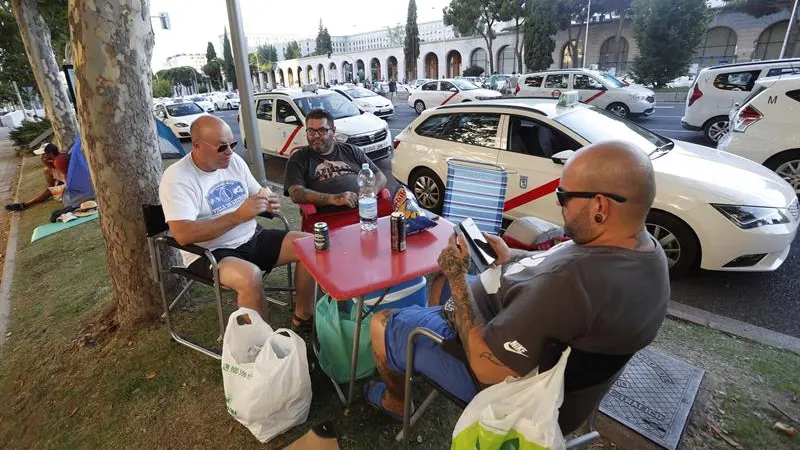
left=392, top=185, right=437, bottom=234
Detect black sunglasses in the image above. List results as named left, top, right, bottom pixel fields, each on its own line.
left=215, top=141, right=237, bottom=153
left=556, top=187, right=627, bottom=207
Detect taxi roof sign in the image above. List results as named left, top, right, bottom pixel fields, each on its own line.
left=301, top=84, right=318, bottom=93
left=557, top=90, right=580, bottom=107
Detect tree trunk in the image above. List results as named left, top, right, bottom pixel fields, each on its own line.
left=614, top=13, right=626, bottom=74
left=486, top=36, right=495, bottom=74
left=575, top=25, right=585, bottom=68
left=68, top=0, right=176, bottom=327
left=514, top=19, right=521, bottom=73
left=11, top=0, right=79, bottom=150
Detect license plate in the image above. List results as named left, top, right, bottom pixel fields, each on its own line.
left=363, top=142, right=386, bottom=153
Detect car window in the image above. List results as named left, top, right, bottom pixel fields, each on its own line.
left=292, top=93, right=360, bottom=119
left=524, top=75, right=544, bottom=87
left=713, top=70, right=761, bottom=91
left=507, top=116, right=581, bottom=158
left=415, top=114, right=452, bottom=138
left=787, top=89, right=800, bottom=104
left=452, top=79, right=477, bottom=90
left=544, top=74, right=569, bottom=89
left=598, top=73, right=626, bottom=88
left=440, top=81, right=455, bottom=91
left=421, top=82, right=438, bottom=91
left=276, top=100, right=297, bottom=123
left=256, top=99, right=273, bottom=121
left=766, top=67, right=800, bottom=77
left=554, top=106, right=671, bottom=152
left=444, top=113, right=501, bottom=148
left=573, top=74, right=604, bottom=90
left=166, top=103, right=203, bottom=116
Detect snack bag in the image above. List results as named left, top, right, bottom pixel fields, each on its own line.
left=392, top=185, right=437, bottom=234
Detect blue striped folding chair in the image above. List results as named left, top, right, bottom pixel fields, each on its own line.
left=442, top=158, right=508, bottom=234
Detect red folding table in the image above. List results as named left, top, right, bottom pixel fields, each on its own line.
left=293, top=216, right=455, bottom=406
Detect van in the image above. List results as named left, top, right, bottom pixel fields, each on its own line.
left=516, top=68, right=655, bottom=118
left=681, top=59, right=800, bottom=144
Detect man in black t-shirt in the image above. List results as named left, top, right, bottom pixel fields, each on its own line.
left=284, top=108, right=386, bottom=213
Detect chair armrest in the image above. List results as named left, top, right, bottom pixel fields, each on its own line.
left=258, top=211, right=291, bottom=231
left=154, top=235, right=212, bottom=259
left=299, top=203, right=318, bottom=217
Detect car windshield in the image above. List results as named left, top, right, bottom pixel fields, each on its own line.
left=598, top=73, right=626, bottom=88
left=191, top=96, right=206, bottom=102
left=452, top=79, right=478, bottom=90
left=293, top=93, right=360, bottom=119
left=346, top=87, right=377, bottom=98
left=226, top=93, right=238, bottom=99
left=166, top=103, right=203, bottom=116
left=554, top=106, right=671, bottom=153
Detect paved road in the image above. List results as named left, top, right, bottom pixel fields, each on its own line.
left=208, top=102, right=800, bottom=339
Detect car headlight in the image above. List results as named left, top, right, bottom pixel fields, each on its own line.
left=175, top=123, right=189, bottom=128
left=711, top=204, right=791, bottom=229
left=360, top=103, right=375, bottom=111
left=334, top=133, right=349, bottom=143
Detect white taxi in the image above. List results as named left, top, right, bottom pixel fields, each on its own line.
left=392, top=94, right=799, bottom=275
left=408, top=78, right=502, bottom=114
left=717, top=74, right=800, bottom=195
left=154, top=102, right=210, bottom=140
left=331, top=86, right=395, bottom=118
left=239, top=88, right=392, bottom=161
left=517, top=69, right=655, bottom=118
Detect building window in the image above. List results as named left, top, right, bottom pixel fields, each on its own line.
left=754, top=21, right=800, bottom=60
left=598, top=37, right=630, bottom=73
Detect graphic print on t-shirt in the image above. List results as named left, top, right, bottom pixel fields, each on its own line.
left=207, top=180, right=247, bottom=214
left=314, top=160, right=353, bottom=182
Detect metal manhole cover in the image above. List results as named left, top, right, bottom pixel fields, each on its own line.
left=600, top=347, right=704, bottom=450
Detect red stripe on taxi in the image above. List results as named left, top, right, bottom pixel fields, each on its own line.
left=503, top=178, right=560, bottom=212
left=440, top=92, right=459, bottom=105
left=583, top=91, right=605, bottom=104
left=279, top=126, right=303, bottom=155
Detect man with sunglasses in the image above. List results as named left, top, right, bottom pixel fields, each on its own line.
left=284, top=108, right=386, bottom=213
left=366, top=140, right=669, bottom=433
left=159, top=116, right=315, bottom=327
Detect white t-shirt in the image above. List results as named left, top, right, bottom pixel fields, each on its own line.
left=159, top=152, right=260, bottom=266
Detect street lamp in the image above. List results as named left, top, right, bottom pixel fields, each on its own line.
left=582, top=0, right=591, bottom=69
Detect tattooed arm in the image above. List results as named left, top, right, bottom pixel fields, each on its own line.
left=439, top=234, right=519, bottom=385
left=287, top=185, right=358, bottom=208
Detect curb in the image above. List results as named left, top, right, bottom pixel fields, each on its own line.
left=667, top=300, right=800, bottom=356
left=0, top=154, right=23, bottom=347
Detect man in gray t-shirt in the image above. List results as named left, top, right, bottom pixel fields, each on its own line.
left=365, top=140, right=669, bottom=432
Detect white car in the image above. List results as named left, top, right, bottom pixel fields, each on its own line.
left=517, top=69, right=655, bottom=118
left=211, top=92, right=240, bottom=110
left=408, top=79, right=502, bottom=114
left=240, top=88, right=393, bottom=161
left=409, top=79, right=431, bottom=90
left=188, top=95, right=214, bottom=113
left=331, top=86, right=395, bottom=118
left=154, top=102, right=210, bottom=139
left=718, top=74, right=800, bottom=196
left=681, top=59, right=800, bottom=143
left=392, top=95, right=799, bottom=275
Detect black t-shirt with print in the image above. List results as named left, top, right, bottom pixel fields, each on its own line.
left=284, top=143, right=381, bottom=212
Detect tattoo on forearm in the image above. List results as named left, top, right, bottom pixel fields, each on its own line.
left=480, top=351, right=505, bottom=367
left=449, top=275, right=481, bottom=357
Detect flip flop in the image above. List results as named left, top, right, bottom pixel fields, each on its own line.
left=362, top=380, right=413, bottom=422
left=4, top=203, right=25, bottom=211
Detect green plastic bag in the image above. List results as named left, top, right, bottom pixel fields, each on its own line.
left=315, top=295, right=376, bottom=384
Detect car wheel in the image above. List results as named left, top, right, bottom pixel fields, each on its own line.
left=606, top=102, right=630, bottom=118
left=703, top=116, right=729, bottom=144
left=409, top=168, right=444, bottom=213
left=214, top=104, right=219, bottom=111
left=764, top=150, right=800, bottom=196
left=414, top=100, right=426, bottom=115
left=646, top=210, right=699, bottom=277
left=226, top=103, right=232, bottom=110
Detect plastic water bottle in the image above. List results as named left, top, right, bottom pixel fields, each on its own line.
left=357, top=163, right=378, bottom=231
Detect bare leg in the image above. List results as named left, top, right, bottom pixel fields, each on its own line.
left=274, top=231, right=315, bottom=321
left=370, top=309, right=405, bottom=415
left=20, top=168, right=56, bottom=208
left=428, top=272, right=447, bottom=307
left=218, top=257, right=265, bottom=317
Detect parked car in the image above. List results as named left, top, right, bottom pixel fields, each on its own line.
left=483, top=74, right=511, bottom=92
left=392, top=95, right=799, bottom=275
left=239, top=88, right=392, bottom=161
left=681, top=58, right=800, bottom=144
left=718, top=74, right=800, bottom=196
left=517, top=69, right=655, bottom=118
left=408, top=79, right=431, bottom=90
left=331, top=86, right=395, bottom=118
left=211, top=92, right=240, bottom=110
left=188, top=95, right=214, bottom=113
left=154, top=102, right=209, bottom=139
left=407, top=79, right=501, bottom=114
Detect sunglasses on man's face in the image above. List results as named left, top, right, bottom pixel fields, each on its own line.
left=214, top=141, right=237, bottom=153
left=555, top=187, right=627, bottom=207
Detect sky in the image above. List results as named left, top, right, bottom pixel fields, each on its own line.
left=150, top=0, right=451, bottom=70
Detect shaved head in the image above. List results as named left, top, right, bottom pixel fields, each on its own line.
left=189, top=115, right=235, bottom=172
left=190, top=115, right=228, bottom=142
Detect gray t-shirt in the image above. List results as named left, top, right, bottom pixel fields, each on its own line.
left=449, top=239, right=669, bottom=377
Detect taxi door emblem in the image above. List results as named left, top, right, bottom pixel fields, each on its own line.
left=520, top=176, right=528, bottom=189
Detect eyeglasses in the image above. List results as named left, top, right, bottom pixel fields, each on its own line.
left=306, top=127, right=331, bottom=137
left=556, top=187, right=627, bottom=207
left=198, top=139, right=237, bottom=153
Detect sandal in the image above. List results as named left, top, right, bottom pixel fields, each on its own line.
left=291, top=313, right=313, bottom=331
left=4, top=203, right=25, bottom=211
left=363, top=380, right=414, bottom=422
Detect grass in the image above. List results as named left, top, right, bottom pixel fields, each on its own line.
left=1, top=155, right=799, bottom=449
left=652, top=87, right=690, bottom=93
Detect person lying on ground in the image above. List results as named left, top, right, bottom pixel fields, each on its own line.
left=5, top=143, right=69, bottom=211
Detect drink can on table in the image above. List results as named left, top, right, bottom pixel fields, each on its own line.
left=390, top=212, right=406, bottom=252
left=314, top=222, right=329, bottom=251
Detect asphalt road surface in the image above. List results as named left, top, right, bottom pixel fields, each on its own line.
left=203, top=102, right=800, bottom=339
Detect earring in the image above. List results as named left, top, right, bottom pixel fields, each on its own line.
left=594, top=214, right=604, bottom=224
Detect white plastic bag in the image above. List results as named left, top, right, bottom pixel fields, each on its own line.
left=451, top=347, right=571, bottom=450
left=221, top=308, right=312, bottom=443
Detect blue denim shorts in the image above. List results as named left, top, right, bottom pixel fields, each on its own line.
left=383, top=306, right=479, bottom=403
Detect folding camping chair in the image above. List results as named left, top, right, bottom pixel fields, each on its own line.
left=442, top=158, right=508, bottom=235
left=396, top=331, right=620, bottom=449
left=143, top=204, right=295, bottom=360
left=299, top=188, right=394, bottom=233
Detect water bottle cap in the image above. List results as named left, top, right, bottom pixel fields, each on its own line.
left=362, top=163, right=369, bottom=169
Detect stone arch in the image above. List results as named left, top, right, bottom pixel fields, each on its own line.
left=297, top=66, right=303, bottom=86
left=598, top=36, right=630, bottom=73
left=386, top=56, right=399, bottom=81
left=697, top=27, right=737, bottom=67
left=317, top=64, right=325, bottom=84
left=278, top=68, right=285, bottom=87
left=287, top=68, right=294, bottom=87
left=342, top=61, right=354, bottom=82
left=560, top=40, right=583, bottom=69
left=306, top=65, right=314, bottom=84
left=356, top=59, right=365, bottom=81
left=328, top=62, right=337, bottom=84
left=497, top=45, right=515, bottom=73
left=469, top=48, right=488, bottom=75
left=370, top=57, right=381, bottom=80
left=446, top=50, right=462, bottom=77
left=269, top=69, right=277, bottom=88
left=754, top=21, right=800, bottom=60
left=424, top=52, right=439, bottom=79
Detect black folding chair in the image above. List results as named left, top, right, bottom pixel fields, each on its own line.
left=143, top=204, right=295, bottom=359
left=397, top=332, right=630, bottom=449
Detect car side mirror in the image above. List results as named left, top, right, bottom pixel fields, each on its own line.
left=551, top=150, right=575, bottom=165
left=158, top=111, right=166, bottom=119
left=284, top=115, right=298, bottom=124
left=449, top=87, right=458, bottom=92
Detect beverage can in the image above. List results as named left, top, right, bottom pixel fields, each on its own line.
left=314, top=222, right=329, bottom=251
left=390, top=212, right=406, bottom=252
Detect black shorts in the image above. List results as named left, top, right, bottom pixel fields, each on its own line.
left=187, top=227, right=290, bottom=279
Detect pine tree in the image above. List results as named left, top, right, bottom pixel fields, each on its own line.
left=315, top=19, right=332, bottom=56
left=403, top=0, right=420, bottom=79
left=205, top=41, right=217, bottom=63
left=523, top=0, right=558, bottom=71
left=222, top=28, right=236, bottom=90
